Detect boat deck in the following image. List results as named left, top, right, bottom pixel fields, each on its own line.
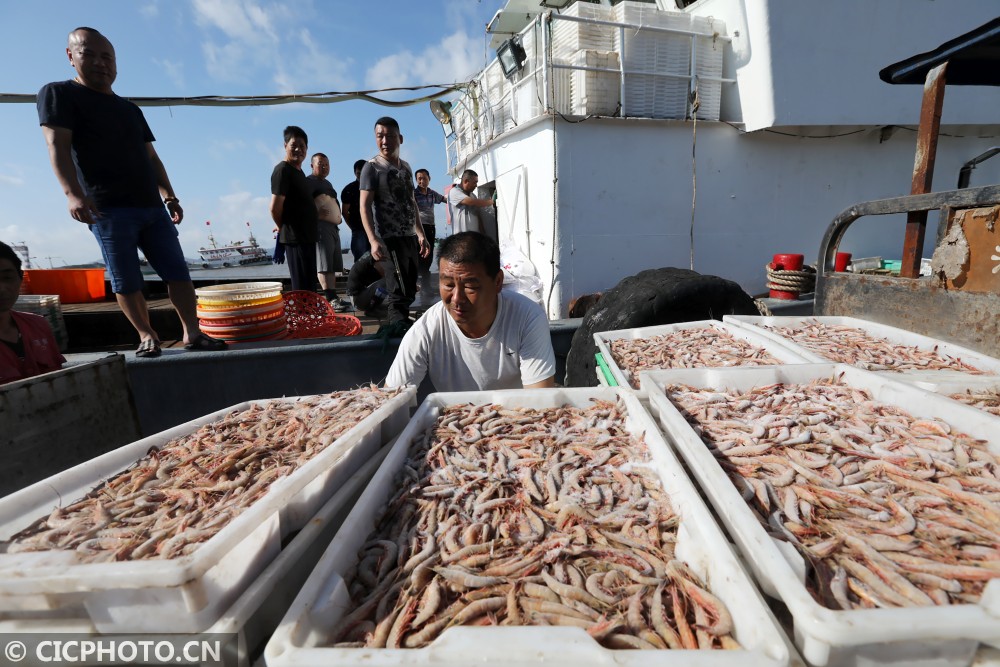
left=57, top=272, right=439, bottom=353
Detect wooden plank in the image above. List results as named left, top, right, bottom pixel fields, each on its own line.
left=901, top=62, right=947, bottom=279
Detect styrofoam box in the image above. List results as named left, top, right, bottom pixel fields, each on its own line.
left=265, top=388, right=791, bottom=667
left=594, top=319, right=811, bottom=393
left=0, top=440, right=395, bottom=665
left=643, top=364, right=1000, bottom=667
left=723, top=315, right=1000, bottom=383
left=0, top=388, right=416, bottom=634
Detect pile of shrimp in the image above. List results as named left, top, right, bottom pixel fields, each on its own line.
left=3, top=386, right=403, bottom=562
left=667, top=377, right=1000, bottom=610
left=765, top=321, right=985, bottom=373
left=607, top=328, right=783, bottom=388
left=331, top=400, right=741, bottom=651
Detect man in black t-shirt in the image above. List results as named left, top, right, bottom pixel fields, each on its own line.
left=341, top=159, right=369, bottom=262
left=269, top=126, right=318, bottom=292
left=37, top=27, right=224, bottom=357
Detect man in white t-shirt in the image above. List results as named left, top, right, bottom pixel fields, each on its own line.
left=384, top=232, right=556, bottom=392
left=447, top=169, right=495, bottom=235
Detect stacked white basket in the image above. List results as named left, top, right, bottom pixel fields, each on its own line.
left=571, top=50, right=621, bottom=116
left=549, top=2, right=614, bottom=64
left=691, top=15, right=726, bottom=121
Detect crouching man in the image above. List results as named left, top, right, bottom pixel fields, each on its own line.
left=384, top=232, right=555, bottom=392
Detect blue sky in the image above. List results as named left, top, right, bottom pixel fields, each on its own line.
left=0, top=1, right=501, bottom=266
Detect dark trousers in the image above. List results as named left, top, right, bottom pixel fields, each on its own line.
left=418, top=224, right=436, bottom=289
left=284, top=242, right=317, bottom=292
left=383, top=235, right=420, bottom=324
left=351, top=231, right=371, bottom=262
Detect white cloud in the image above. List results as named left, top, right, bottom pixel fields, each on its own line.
left=154, top=58, right=185, bottom=89
left=192, top=0, right=282, bottom=83
left=365, top=30, right=484, bottom=90
left=139, top=2, right=160, bottom=19
left=0, top=174, right=25, bottom=187
left=190, top=0, right=356, bottom=91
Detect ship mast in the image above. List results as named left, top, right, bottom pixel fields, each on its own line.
left=12, top=242, right=32, bottom=269
left=205, top=221, right=218, bottom=249
left=246, top=221, right=258, bottom=245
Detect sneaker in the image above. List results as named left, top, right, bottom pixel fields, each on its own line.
left=332, top=298, right=352, bottom=313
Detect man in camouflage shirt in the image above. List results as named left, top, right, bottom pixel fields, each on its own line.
left=359, top=116, right=430, bottom=327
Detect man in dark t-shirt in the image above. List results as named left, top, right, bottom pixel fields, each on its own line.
left=269, top=126, right=318, bottom=292
left=341, top=159, right=369, bottom=262
left=37, top=27, right=224, bottom=357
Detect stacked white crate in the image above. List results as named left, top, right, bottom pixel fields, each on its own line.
left=570, top=49, right=621, bottom=116
left=610, top=2, right=724, bottom=120
left=549, top=2, right=612, bottom=116
left=549, top=2, right=614, bottom=64
left=691, top=15, right=726, bottom=121
left=482, top=61, right=508, bottom=138
left=613, top=2, right=691, bottom=119
left=14, top=294, right=68, bottom=352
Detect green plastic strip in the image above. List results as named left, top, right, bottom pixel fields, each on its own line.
left=595, top=352, right=618, bottom=387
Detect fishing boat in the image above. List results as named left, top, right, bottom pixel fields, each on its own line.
left=197, top=221, right=270, bottom=268
left=435, top=0, right=1000, bottom=319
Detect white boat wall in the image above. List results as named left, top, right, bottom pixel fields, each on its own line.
left=444, top=0, right=1000, bottom=318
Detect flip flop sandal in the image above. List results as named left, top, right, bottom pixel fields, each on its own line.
left=136, top=338, right=161, bottom=358
left=184, top=333, right=227, bottom=352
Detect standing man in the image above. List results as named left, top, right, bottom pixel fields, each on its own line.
left=307, top=152, right=350, bottom=311
left=384, top=232, right=555, bottom=392
left=359, top=117, right=430, bottom=333
left=413, top=168, right=446, bottom=306
left=448, top=169, right=495, bottom=235
left=340, top=159, right=369, bottom=262
left=37, top=27, right=225, bottom=357
left=270, top=126, right=318, bottom=292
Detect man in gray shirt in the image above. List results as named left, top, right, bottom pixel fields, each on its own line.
left=359, top=117, right=430, bottom=330
left=448, top=169, right=494, bottom=235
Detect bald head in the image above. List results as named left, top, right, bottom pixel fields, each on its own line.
left=66, top=27, right=116, bottom=93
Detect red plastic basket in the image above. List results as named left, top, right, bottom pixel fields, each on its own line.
left=283, top=291, right=362, bottom=339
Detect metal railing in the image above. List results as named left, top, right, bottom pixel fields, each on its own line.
left=443, top=9, right=735, bottom=168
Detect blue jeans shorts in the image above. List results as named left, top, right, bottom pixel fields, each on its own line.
left=90, top=207, right=191, bottom=293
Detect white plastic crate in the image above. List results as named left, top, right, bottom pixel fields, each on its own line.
left=691, top=16, right=726, bottom=121
left=905, top=376, right=1000, bottom=420
left=0, top=388, right=416, bottom=634
left=643, top=364, right=1000, bottom=667
left=594, top=319, right=811, bottom=392
left=723, top=315, right=1000, bottom=382
left=0, top=441, right=394, bottom=664
left=550, top=3, right=615, bottom=64
left=0, top=442, right=393, bottom=663
left=265, top=388, right=792, bottom=667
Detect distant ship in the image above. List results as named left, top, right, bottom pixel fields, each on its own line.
left=198, top=222, right=270, bottom=268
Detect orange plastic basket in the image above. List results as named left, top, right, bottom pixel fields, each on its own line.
left=284, top=291, right=362, bottom=339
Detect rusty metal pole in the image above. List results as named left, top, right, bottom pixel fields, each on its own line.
left=900, top=62, right=947, bottom=279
